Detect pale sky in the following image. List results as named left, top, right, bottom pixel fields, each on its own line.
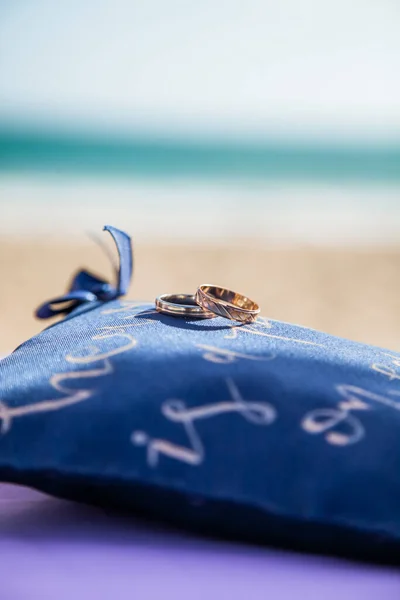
left=0, top=0, right=399, bottom=141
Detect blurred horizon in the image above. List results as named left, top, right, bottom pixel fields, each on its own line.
left=1, top=0, right=399, bottom=245
left=1, top=121, right=400, bottom=180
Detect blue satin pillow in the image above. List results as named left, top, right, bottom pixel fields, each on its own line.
left=1, top=227, right=400, bottom=564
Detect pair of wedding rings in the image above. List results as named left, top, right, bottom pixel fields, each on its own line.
left=155, top=285, right=260, bottom=324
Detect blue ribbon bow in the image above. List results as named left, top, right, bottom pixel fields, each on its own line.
left=36, top=225, right=133, bottom=319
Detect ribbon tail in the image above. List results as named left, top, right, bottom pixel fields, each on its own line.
left=103, top=225, right=133, bottom=296
left=36, top=290, right=98, bottom=319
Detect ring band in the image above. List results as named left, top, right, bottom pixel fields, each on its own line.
left=155, top=293, right=215, bottom=319
left=195, top=284, right=260, bottom=323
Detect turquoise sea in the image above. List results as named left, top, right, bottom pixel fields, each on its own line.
left=1, top=126, right=399, bottom=244
left=1, top=126, right=399, bottom=183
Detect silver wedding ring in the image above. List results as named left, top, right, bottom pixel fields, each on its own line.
left=155, top=293, right=215, bottom=319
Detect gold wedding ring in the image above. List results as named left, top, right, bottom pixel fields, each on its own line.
left=195, top=284, right=260, bottom=323
left=155, top=293, right=215, bottom=319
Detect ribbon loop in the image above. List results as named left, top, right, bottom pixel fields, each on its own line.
left=36, top=225, right=133, bottom=319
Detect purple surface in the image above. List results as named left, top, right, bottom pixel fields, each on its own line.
left=0, top=484, right=399, bottom=599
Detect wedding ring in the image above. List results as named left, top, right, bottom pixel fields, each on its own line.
left=195, top=284, right=260, bottom=323
left=155, top=293, right=215, bottom=319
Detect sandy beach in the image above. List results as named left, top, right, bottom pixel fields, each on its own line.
left=1, top=239, right=399, bottom=354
